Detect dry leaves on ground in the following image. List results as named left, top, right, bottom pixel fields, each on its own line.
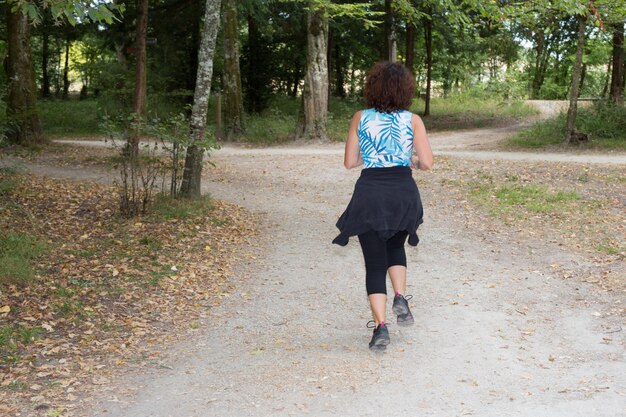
left=0, top=172, right=260, bottom=416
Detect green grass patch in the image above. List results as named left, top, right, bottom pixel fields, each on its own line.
left=469, top=183, right=581, bottom=214
left=0, top=178, right=18, bottom=195
left=39, top=99, right=101, bottom=137
left=509, top=102, right=626, bottom=150
left=0, top=324, right=44, bottom=361
left=0, top=232, right=47, bottom=285
left=151, top=193, right=214, bottom=220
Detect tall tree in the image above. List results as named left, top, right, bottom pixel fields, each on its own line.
left=130, top=0, right=149, bottom=153
left=180, top=0, right=222, bottom=197
left=6, top=7, right=44, bottom=145
left=297, top=8, right=329, bottom=141
left=423, top=11, right=433, bottom=116
left=565, top=13, right=587, bottom=143
left=609, top=22, right=624, bottom=103
left=223, top=0, right=245, bottom=138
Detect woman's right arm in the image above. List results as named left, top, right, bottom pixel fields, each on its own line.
left=344, top=111, right=362, bottom=169
left=411, top=114, right=433, bottom=171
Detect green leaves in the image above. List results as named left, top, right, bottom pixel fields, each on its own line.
left=9, top=0, right=125, bottom=26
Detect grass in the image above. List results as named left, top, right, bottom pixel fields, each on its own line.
left=469, top=183, right=581, bottom=215
left=0, top=232, right=47, bottom=285
left=5, top=93, right=538, bottom=144
left=509, top=101, right=626, bottom=150
left=0, top=324, right=44, bottom=362
left=151, top=193, right=214, bottom=220
left=39, top=99, right=101, bottom=137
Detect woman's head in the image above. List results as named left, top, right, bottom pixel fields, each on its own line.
left=364, top=61, right=415, bottom=113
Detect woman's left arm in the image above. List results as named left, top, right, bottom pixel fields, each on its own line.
left=344, top=111, right=363, bottom=169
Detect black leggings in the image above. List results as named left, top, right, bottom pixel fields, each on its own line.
left=357, top=230, right=408, bottom=295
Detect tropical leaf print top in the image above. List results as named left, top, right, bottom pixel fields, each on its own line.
left=358, top=109, right=413, bottom=168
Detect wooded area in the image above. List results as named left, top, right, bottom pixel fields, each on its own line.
left=1, top=0, right=625, bottom=193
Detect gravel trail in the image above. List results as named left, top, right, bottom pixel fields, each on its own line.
left=69, top=150, right=622, bottom=417
left=5, top=106, right=624, bottom=416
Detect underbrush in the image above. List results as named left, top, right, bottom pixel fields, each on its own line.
left=4, top=93, right=539, bottom=144
left=508, top=102, right=626, bottom=150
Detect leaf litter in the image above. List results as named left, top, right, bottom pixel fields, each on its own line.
left=0, top=171, right=259, bottom=416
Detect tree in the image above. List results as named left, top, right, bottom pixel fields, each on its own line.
left=180, top=0, right=222, bottom=197
left=609, top=22, right=624, bottom=103
left=296, top=7, right=329, bottom=141
left=6, top=6, right=44, bottom=145
left=565, top=13, right=587, bottom=143
left=130, top=0, right=148, bottom=154
left=222, top=0, right=245, bottom=138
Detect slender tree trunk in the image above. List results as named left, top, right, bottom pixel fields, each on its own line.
left=405, top=21, right=415, bottom=72
left=609, top=22, right=624, bottom=104
left=6, top=8, right=44, bottom=145
left=291, top=60, right=301, bottom=97
left=565, top=14, right=587, bottom=144
left=180, top=0, right=222, bottom=197
left=41, top=16, right=51, bottom=98
left=297, top=9, right=329, bottom=141
left=602, top=59, right=611, bottom=98
left=222, top=0, right=244, bottom=138
left=63, top=38, right=71, bottom=99
left=327, top=25, right=334, bottom=105
left=383, top=0, right=397, bottom=62
left=334, top=43, right=345, bottom=98
left=131, top=0, right=149, bottom=151
left=424, top=15, right=433, bottom=117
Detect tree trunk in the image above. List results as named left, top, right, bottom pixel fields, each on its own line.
left=180, top=0, right=222, bottom=198
left=565, top=14, right=586, bottom=144
left=327, top=24, right=334, bottom=104
left=334, top=43, right=345, bottom=98
left=222, top=0, right=244, bottom=138
left=405, top=21, right=415, bottom=72
left=424, top=15, right=433, bottom=117
left=291, top=60, right=301, bottom=97
left=6, top=8, right=44, bottom=145
left=383, top=0, right=397, bottom=62
left=41, top=15, right=51, bottom=98
left=131, top=0, right=149, bottom=151
left=63, top=38, right=71, bottom=99
left=609, top=22, right=624, bottom=104
left=296, top=9, right=329, bottom=141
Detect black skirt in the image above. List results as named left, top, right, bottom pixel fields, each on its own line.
left=332, top=166, right=423, bottom=246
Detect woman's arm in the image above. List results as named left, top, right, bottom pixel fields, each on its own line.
left=411, top=113, right=433, bottom=171
left=344, top=111, right=363, bottom=169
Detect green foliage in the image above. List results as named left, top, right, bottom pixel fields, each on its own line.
left=0, top=324, right=44, bottom=361
left=12, top=0, right=125, bottom=26
left=39, top=99, right=100, bottom=136
left=510, top=102, right=626, bottom=149
left=151, top=193, right=214, bottom=220
left=0, top=232, right=47, bottom=285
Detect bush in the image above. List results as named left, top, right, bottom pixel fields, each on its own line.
left=509, top=101, right=626, bottom=149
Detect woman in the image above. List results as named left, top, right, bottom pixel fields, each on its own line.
left=332, top=61, right=433, bottom=351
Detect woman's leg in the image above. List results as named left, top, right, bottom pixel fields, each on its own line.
left=357, top=231, right=388, bottom=325
left=386, top=231, right=408, bottom=295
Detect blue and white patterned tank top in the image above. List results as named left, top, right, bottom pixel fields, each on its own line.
left=358, top=109, right=413, bottom=168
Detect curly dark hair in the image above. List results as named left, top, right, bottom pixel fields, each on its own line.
left=364, top=61, right=415, bottom=113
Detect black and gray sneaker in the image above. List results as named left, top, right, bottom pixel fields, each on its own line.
left=367, top=321, right=390, bottom=351
left=392, top=294, right=414, bottom=326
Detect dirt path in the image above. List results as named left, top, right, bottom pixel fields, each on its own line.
left=5, top=112, right=625, bottom=416
left=67, top=149, right=621, bottom=417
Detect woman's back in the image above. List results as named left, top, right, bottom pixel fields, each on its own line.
left=358, top=109, right=413, bottom=169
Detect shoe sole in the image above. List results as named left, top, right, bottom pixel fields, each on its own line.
left=369, top=338, right=390, bottom=351
left=393, top=302, right=409, bottom=316
left=397, top=314, right=414, bottom=327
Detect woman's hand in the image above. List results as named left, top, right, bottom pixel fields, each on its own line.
left=410, top=155, right=420, bottom=170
